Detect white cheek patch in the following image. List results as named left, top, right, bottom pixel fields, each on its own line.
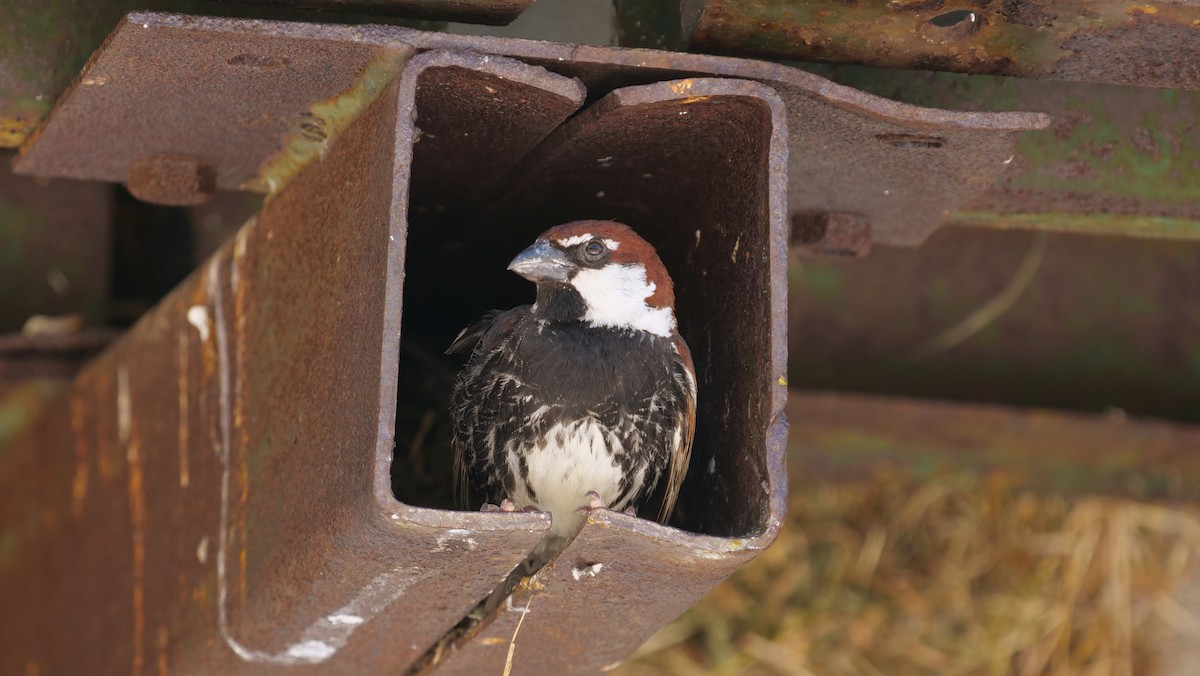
left=570, top=263, right=676, bottom=337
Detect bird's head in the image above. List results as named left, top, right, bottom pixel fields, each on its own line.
left=508, top=220, right=676, bottom=337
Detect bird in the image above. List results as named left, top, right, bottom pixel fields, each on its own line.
left=447, top=220, right=697, bottom=555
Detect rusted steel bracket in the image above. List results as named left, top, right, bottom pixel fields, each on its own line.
left=2, top=50, right=582, bottom=675
left=14, top=12, right=1048, bottom=247
left=0, top=0, right=536, bottom=151
left=0, top=41, right=792, bottom=674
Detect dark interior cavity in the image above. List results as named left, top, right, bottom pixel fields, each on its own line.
left=392, top=67, right=776, bottom=539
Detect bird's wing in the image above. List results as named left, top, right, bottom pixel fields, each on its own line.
left=445, top=307, right=529, bottom=356
left=445, top=309, right=503, bottom=355
left=657, top=335, right=697, bottom=524
left=449, top=306, right=530, bottom=509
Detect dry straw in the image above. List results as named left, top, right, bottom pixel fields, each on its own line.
left=621, top=471, right=1200, bottom=676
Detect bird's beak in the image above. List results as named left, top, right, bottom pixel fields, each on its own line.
left=508, top=240, right=573, bottom=283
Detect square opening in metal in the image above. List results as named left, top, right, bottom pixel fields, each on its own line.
left=391, top=64, right=779, bottom=539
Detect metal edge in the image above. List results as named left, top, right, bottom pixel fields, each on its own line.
left=371, top=46, right=586, bottom=535
left=125, top=11, right=1051, bottom=133
left=560, top=74, right=791, bottom=551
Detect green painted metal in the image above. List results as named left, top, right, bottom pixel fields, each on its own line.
left=0, top=0, right=147, bottom=147
left=802, top=65, right=1200, bottom=241
left=243, top=48, right=410, bottom=194
left=681, top=0, right=1200, bottom=90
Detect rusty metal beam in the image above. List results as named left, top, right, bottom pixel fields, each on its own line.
left=681, top=0, right=1200, bottom=91
left=1, top=35, right=794, bottom=675
left=1, top=49, right=597, bottom=675
left=0, top=1, right=534, bottom=150
left=786, top=390, right=1200, bottom=501
left=13, top=12, right=1046, bottom=249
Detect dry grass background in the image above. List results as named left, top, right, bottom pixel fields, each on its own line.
left=619, top=471, right=1200, bottom=676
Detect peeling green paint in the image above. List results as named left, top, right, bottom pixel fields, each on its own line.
left=1011, top=91, right=1200, bottom=205
left=244, top=47, right=411, bottom=195
left=0, top=0, right=150, bottom=148
left=0, top=98, right=51, bottom=147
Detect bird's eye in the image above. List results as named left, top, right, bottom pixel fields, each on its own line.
left=584, top=240, right=605, bottom=259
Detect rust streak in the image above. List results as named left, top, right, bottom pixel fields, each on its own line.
left=233, top=231, right=250, bottom=613
left=239, top=542, right=248, bottom=611
left=96, top=375, right=113, bottom=480
left=118, top=367, right=131, bottom=445
left=177, top=332, right=190, bottom=489
left=127, top=428, right=146, bottom=676
left=156, top=625, right=169, bottom=676
left=70, top=396, right=89, bottom=518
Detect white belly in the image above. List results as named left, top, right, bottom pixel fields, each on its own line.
left=508, top=418, right=626, bottom=536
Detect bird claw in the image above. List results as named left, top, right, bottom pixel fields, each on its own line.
left=481, top=498, right=522, bottom=513
left=574, top=492, right=638, bottom=517
left=577, top=491, right=608, bottom=513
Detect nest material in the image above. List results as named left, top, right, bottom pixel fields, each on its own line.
left=621, top=471, right=1200, bottom=676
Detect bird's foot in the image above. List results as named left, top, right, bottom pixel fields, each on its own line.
left=480, top=498, right=521, bottom=513
left=579, top=490, right=607, bottom=512
left=576, top=491, right=637, bottom=517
